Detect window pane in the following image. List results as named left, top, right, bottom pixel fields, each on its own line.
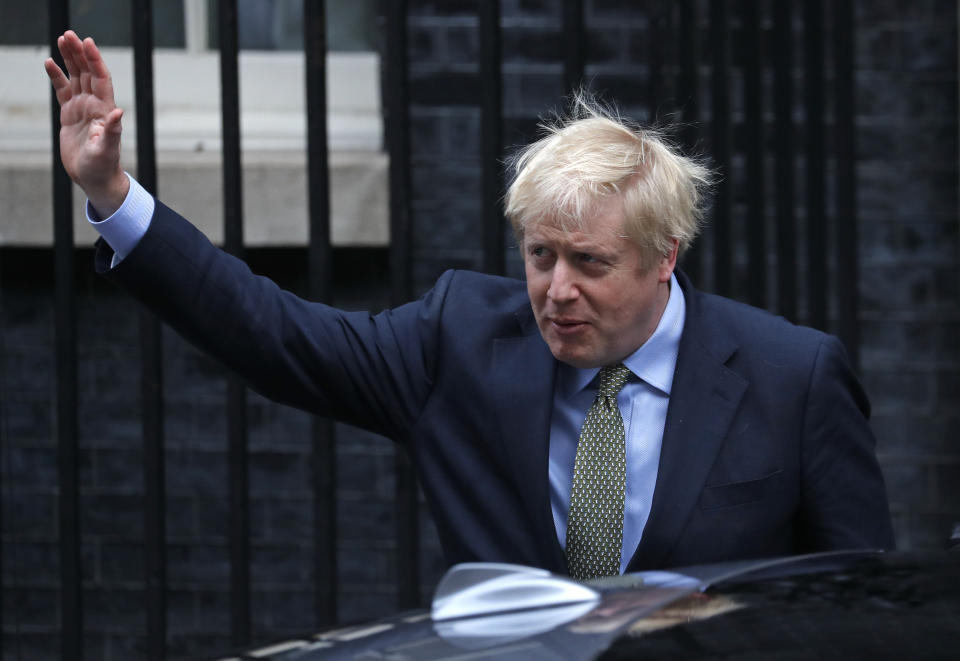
left=71, top=0, right=134, bottom=46
left=151, top=1, right=188, bottom=48
left=0, top=5, right=46, bottom=45
left=326, top=0, right=378, bottom=52
left=208, top=0, right=377, bottom=52
left=0, top=0, right=184, bottom=47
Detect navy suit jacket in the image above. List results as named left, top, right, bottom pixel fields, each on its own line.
left=97, top=201, right=895, bottom=573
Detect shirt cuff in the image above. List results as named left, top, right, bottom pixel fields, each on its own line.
left=86, top=172, right=155, bottom=264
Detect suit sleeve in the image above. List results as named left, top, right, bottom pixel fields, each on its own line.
left=95, top=200, right=447, bottom=442
left=799, top=336, right=896, bottom=550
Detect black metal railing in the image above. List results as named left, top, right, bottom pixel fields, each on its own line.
left=47, top=0, right=81, bottom=658
left=303, top=0, right=339, bottom=631
left=384, top=0, right=421, bottom=613
left=130, top=3, right=166, bottom=660
left=34, top=1, right=858, bottom=659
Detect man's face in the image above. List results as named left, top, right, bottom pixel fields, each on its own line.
left=523, top=200, right=677, bottom=368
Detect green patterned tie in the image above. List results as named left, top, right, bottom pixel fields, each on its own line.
left=565, top=363, right=632, bottom=580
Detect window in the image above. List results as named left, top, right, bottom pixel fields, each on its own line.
left=0, top=0, right=386, bottom=247
left=0, top=0, right=376, bottom=51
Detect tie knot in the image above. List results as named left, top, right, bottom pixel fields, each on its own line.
left=597, top=363, right=631, bottom=399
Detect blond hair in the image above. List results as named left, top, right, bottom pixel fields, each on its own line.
left=504, top=95, right=712, bottom=257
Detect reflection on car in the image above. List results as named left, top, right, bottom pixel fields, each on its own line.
left=211, top=549, right=960, bottom=660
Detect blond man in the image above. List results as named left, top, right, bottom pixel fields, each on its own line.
left=47, top=31, right=893, bottom=580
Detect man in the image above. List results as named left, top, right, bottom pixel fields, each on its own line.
left=46, top=31, right=894, bottom=580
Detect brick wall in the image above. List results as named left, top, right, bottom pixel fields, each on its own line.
left=2, top=1, right=958, bottom=659
left=0, top=249, right=442, bottom=659
left=853, top=0, right=959, bottom=549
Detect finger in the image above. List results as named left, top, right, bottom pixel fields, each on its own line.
left=100, top=108, right=125, bottom=159
left=82, top=37, right=116, bottom=103
left=60, top=31, right=83, bottom=79
left=44, top=57, right=68, bottom=89
left=104, top=107, right=124, bottom=135
left=53, top=34, right=83, bottom=98
left=44, top=58, right=73, bottom=105
left=72, top=39, right=92, bottom=79
left=55, top=33, right=70, bottom=70
left=80, top=70, right=92, bottom=96
left=63, top=29, right=83, bottom=54
left=55, top=34, right=74, bottom=81
left=55, top=34, right=67, bottom=65
left=61, top=37, right=86, bottom=98
left=82, top=37, right=107, bottom=75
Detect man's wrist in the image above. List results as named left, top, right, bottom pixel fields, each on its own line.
left=86, top=170, right=130, bottom=219
left=86, top=173, right=155, bottom=263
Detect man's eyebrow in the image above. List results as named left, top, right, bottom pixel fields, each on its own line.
left=568, top=237, right=616, bottom=252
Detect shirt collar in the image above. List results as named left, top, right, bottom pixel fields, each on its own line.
left=558, top=272, right=686, bottom=398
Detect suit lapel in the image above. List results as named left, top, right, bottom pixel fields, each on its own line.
left=490, top=308, right=567, bottom=572
left=627, top=274, right=747, bottom=570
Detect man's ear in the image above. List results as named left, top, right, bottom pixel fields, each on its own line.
left=658, top=239, right=679, bottom=283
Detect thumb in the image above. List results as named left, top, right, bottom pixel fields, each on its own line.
left=102, top=107, right=123, bottom=150
left=104, top=107, right=123, bottom=135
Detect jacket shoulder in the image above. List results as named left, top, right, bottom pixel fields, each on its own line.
left=699, top=289, right=830, bottom=342
left=685, top=286, right=847, bottom=373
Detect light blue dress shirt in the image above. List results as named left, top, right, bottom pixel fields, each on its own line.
left=548, top=274, right=685, bottom=573
left=91, top=176, right=686, bottom=575
left=86, top=173, right=155, bottom=265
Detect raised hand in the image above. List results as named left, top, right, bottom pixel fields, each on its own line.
left=45, top=30, right=129, bottom=217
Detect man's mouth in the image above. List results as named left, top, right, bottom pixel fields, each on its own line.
left=549, top=318, right=589, bottom=334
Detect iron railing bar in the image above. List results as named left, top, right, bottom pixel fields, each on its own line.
left=218, top=0, right=251, bottom=646
left=804, top=0, right=827, bottom=330
left=385, top=0, right=420, bottom=611
left=774, top=0, right=797, bottom=321
left=745, top=0, right=766, bottom=307
left=562, top=0, right=585, bottom=94
left=709, top=0, right=732, bottom=296
left=131, top=1, right=166, bottom=658
left=48, top=2, right=82, bottom=660
left=480, top=0, right=505, bottom=276
left=0, top=260, right=5, bottom=660
left=833, top=0, right=859, bottom=366
left=220, top=6, right=243, bottom=255
left=678, top=0, right=702, bottom=283
left=648, top=1, right=666, bottom=122
left=387, top=1, right=413, bottom=305
left=303, top=0, right=338, bottom=626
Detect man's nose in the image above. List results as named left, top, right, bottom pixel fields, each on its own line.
left=547, top=260, right=579, bottom=302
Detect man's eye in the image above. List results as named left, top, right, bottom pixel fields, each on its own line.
left=579, top=253, right=599, bottom=264
left=531, top=246, right=547, bottom=258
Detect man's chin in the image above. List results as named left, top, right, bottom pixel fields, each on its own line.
left=547, top=343, right=604, bottom=369
left=540, top=325, right=607, bottom=368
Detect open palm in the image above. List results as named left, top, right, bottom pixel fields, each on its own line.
left=45, top=30, right=127, bottom=214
